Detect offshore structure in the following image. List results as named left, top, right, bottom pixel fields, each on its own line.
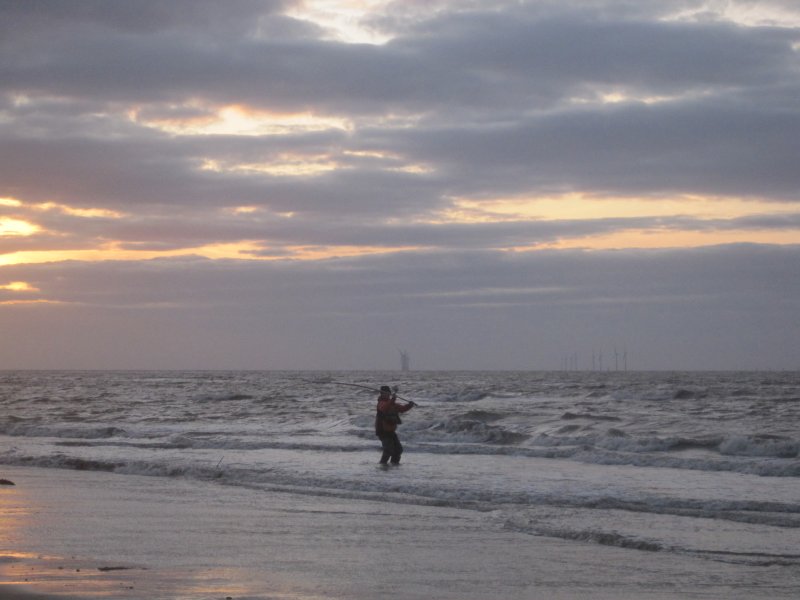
left=399, top=350, right=411, bottom=372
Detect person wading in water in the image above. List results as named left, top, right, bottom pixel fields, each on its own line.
left=375, top=385, right=414, bottom=465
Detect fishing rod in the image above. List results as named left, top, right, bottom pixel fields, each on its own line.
left=307, top=379, right=418, bottom=406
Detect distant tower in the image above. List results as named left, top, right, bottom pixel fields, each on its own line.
left=399, top=349, right=411, bottom=372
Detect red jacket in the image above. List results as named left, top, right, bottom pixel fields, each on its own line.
left=375, top=396, right=412, bottom=435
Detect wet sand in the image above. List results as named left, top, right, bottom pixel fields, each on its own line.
left=2, top=465, right=798, bottom=599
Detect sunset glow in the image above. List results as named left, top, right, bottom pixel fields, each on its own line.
left=286, top=0, right=395, bottom=44
left=33, top=203, right=125, bottom=219
left=133, top=104, right=351, bottom=137
left=2, top=0, right=799, bottom=370
left=0, top=281, right=37, bottom=292
left=200, top=156, right=340, bottom=177
left=441, top=194, right=800, bottom=223
left=4, top=8, right=800, bottom=600
left=533, top=229, right=800, bottom=251
left=0, top=218, right=39, bottom=237
left=0, top=242, right=268, bottom=267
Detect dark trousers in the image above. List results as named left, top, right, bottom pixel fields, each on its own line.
left=378, top=432, right=403, bottom=464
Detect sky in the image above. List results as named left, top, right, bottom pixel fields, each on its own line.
left=1, top=0, right=799, bottom=371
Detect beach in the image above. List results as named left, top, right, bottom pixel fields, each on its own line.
left=2, top=370, right=800, bottom=598
left=1, top=464, right=797, bottom=600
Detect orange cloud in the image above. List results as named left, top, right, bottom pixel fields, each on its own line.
left=132, top=102, right=350, bottom=136
left=518, top=229, right=800, bottom=251
left=0, top=217, right=40, bottom=237
left=0, top=281, right=38, bottom=292
left=442, top=193, right=800, bottom=223
left=33, top=202, right=125, bottom=219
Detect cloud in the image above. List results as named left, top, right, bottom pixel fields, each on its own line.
left=2, top=1, right=799, bottom=214
left=0, top=244, right=797, bottom=369
left=1, top=0, right=799, bottom=369
left=0, top=0, right=292, bottom=37
left=3, top=2, right=798, bottom=113
left=377, top=96, right=800, bottom=201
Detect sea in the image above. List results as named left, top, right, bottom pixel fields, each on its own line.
left=2, top=369, right=800, bottom=575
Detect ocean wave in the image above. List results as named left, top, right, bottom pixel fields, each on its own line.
left=504, top=521, right=665, bottom=552
left=132, top=434, right=370, bottom=453
left=496, top=509, right=800, bottom=564
left=560, top=411, right=621, bottom=422
left=672, top=388, right=709, bottom=400
left=719, top=434, right=798, bottom=458
left=462, top=409, right=506, bottom=422
left=4, top=449, right=800, bottom=531
left=596, top=434, right=721, bottom=453
left=195, top=393, right=257, bottom=403
left=408, top=417, right=528, bottom=445
left=527, top=431, right=704, bottom=453
left=412, top=442, right=575, bottom=459
left=8, top=454, right=123, bottom=472
left=575, top=447, right=800, bottom=478
left=428, top=389, right=491, bottom=402
left=0, top=422, right=128, bottom=439
left=688, top=549, right=800, bottom=567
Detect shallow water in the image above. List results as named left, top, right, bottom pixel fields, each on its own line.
left=2, top=466, right=799, bottom=599
left=1, top=370, right=799, bottom=571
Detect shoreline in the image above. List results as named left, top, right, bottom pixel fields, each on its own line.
left=0, top=588, right=70, bottom=600
left=2, top=465, right=799, bottom=599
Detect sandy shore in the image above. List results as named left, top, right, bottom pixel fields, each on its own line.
left=0, top=587, right=68, bottom=600
left=0, top=589, right=65, bottom=600
left=2, top=465, right=798, bottom=599
left=1, top=585, right=75, bottom=600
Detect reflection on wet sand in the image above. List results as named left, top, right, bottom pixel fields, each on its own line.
left=1, top=553, right=273, bottom=599
left=1, top=483, right=286, bottom=599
